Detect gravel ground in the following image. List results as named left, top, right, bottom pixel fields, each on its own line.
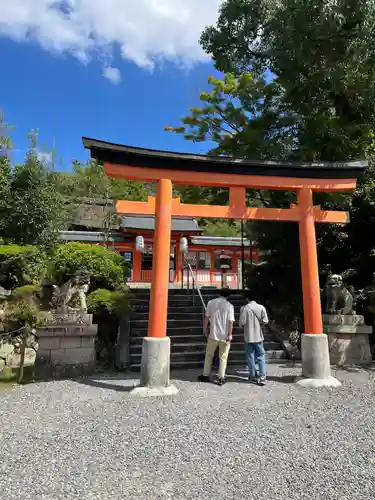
left=1, top=363, right=375, bottom=500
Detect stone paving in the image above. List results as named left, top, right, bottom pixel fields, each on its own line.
left=0, top=363, right=375, bottom=499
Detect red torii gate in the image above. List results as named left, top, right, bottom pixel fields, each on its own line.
left=83, top=137, right=367, bottom=392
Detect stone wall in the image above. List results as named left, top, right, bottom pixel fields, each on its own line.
left=35, top=313, right=97, bottom=378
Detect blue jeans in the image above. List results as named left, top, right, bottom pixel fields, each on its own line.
left=245, top=342, right=266, bottom=378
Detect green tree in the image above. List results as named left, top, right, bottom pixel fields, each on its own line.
left=167, top=1, right=375, bottom=324
left=200, top=0, right=375, bottom=162
left=0, top=114, right=12, bottom=238
left=0, top=129, right=69, bottom=248
left=0, top=245, right=46, bottom=290
left=57, top=159, right=150, bottom=202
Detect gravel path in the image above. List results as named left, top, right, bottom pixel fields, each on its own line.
left=0, top=364, right=375, bottom=500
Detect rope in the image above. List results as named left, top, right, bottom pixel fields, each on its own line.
left=0, top=326, right=28, bottom=343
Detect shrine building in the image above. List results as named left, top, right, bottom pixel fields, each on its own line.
left=60, top=198, right=260, bottom=288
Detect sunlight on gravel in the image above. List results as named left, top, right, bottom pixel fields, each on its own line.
left=0, top=364, right=374, bottom=500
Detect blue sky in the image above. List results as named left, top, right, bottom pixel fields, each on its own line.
left=0, top=1, right=222, bottom=170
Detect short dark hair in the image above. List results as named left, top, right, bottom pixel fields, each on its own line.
left=244, top=289, right=255, bottom=301
left=219, top=288, right=231, bottom=298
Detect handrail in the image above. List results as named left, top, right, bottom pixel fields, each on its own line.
left=186, top=262, right=206, bottom=311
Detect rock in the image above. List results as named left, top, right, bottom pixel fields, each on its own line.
left=0, top=342, right=15, bottom=359
left=7, top=348, right=37, bottom=368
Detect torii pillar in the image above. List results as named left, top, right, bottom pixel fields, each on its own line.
left=297, top=188, right=337, bottom=387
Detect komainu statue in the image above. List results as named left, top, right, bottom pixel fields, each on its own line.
left=52, top=269, right=91, bottom=314
left=324, top=272, right=354, bottom=315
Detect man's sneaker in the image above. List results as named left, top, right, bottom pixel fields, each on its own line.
left=198, top=375, right=210, bottom=383
left=216, top=377, right=226, bottom=386
left=258, top=376, right=266, bottom=386
left=248, top=371, right=259, bottom=383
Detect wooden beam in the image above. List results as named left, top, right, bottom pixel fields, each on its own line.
left=105, top=163, right=357, bottom=192
left=116, top=198, right=349, bottom=224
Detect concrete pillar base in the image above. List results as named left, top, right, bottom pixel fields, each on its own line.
left=298, top=333, right=341, bottom=388
left=130, top=385, right=179, bottom=397
left=296, top=376, right=341, bottom=388
left=130, top=336, right=178, bottom=397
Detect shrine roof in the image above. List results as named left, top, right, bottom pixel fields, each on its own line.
left=190, top=236, right=254, bottom=247
left=119, top=214, right=200, bottom=233
left=83, top=137, right=367, bottom=180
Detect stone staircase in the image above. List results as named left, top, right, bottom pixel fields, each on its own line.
left=129, top=289, right=286, bottom=371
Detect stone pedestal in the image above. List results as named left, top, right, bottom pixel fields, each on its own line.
left=35, top=313, right=97, bottom=378
left=131, top=337, right=178, bottom=397
left=323, top=314, right=372, bottom=366
left=297, top=334, right=341, bottom=388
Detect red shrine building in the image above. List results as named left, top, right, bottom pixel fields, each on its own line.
left=60, top=198, right=260, bottom=288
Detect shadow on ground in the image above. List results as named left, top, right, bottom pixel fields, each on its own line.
left=23, top=361, right=307, bottom=393
left=170, top=365, right=298, bottom=385
left=73, top=377, right=136, bottom=392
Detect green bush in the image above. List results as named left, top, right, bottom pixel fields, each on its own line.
left=87, top=287, right=131, bottom=318
left=6, top=286, right=49, bottom=328
left=0, top=245, right=46, bottom=290
left=51, top=243, right=126, bottom=289
left=11, top=284, right=40, bottom=298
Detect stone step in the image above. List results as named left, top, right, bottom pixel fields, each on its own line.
left=131, top=311, right=205, bottom=320
left=133, top=299, right=203, bottom=307
left=129, top=325, right=269, bottom=336
left=130, top=341, right=282, bottom=354
left=131, top=290, right=245, bottom=297
left=132, top=304, right=202, bottom=311
left=130, top=349, right=286, bottom=365
left=129, top=332, right=277, bottom=344
left=132, top=300, right=245, bottom=309
left=129, top=357, right=288, bottom=372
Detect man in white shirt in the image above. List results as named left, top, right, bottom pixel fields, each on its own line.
left=198, top=288, right=235, bottom=386
left=239, top=289, right=269, bottom=386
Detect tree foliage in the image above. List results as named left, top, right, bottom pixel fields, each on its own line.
left=0, top=245, right=46, bottom=290
left=50, top=242, right=126, bottom=290
left=87, top=288, right=131, bottom=318
left=54, top=158, right=150, bottom=202
left=201, top=0, right=375, bottom=161
left=0, top=124, right=70, bottom=248
left=167, top=0, right=375, bottom=325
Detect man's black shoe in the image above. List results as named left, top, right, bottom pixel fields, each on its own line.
left=248, top=371, right=259, bottom=383
left=217, top=377, right=226, bottom=386
left=198, top=375, right=210, bottom=382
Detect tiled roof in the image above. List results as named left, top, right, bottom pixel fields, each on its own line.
left=190, top=236, right=254, bottom=247
left=119, top=215, right=200, bottom=233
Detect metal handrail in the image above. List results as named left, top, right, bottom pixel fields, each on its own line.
left=186, top=262, right=206, bottom=311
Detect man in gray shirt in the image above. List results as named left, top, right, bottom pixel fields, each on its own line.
left=239, top=290, right=269, bottom=386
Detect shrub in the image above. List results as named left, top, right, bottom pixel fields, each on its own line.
left=87, top=287, right=131, bottom=318
left=0, top=245, right=46, bottom=290
left=6, top=286, right=49, bottom=328
left=51, top=243, right=126, bottom=290
left=11, top=284, right=40, bottom=298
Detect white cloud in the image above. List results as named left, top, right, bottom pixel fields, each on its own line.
left=0, top=0, right=222, bottom=78
left=103, top=66, right=121, bottom=84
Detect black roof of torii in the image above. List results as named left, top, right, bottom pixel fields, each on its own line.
left=82, top=137, right=368, bottom=180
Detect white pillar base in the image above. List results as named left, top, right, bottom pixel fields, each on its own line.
left=131, top=385, right=179, bottom=397
left=296, top=376, right=341, bottom=388
left=297, top=333, right=341, bottom=388
left=130, top=336, right=178, bottom=397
